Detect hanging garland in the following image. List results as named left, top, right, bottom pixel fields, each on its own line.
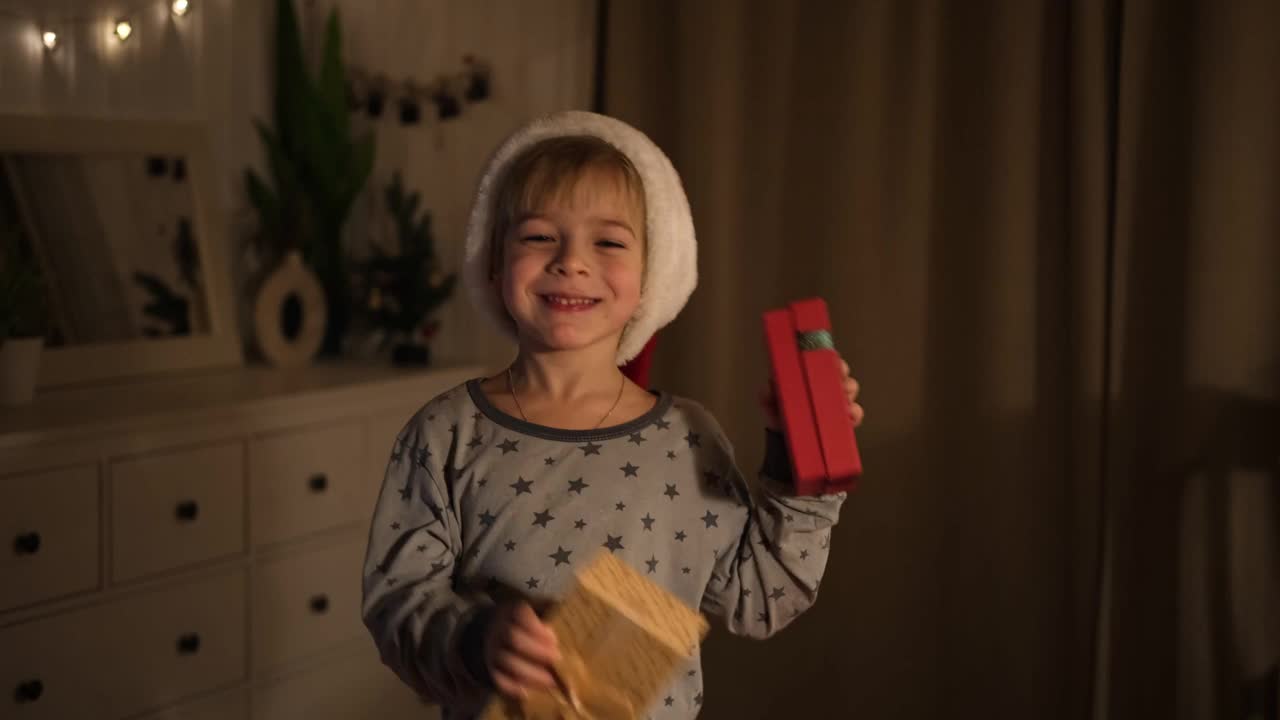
left=345, top=54, right=493, bottom=126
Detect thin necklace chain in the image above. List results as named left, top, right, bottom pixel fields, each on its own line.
left=507, top=367, right=625, bottom=430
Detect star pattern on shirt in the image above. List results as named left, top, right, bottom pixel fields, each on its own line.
left=532, top=509, right=555, bottom=528
left=369, top=393, right=839, bottom=667
left=414, top=445, right=432, bottom=468
left=390, top=521, right=401, bottom=530
left=664, top=696, right=674, bottom=707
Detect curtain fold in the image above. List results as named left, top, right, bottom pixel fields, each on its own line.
left=607, top=0, right=1279, bottom=718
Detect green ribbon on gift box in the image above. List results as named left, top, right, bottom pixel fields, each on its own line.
left=796, top=329, right=834, bottom=351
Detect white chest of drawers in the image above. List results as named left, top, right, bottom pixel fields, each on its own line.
left=0, top=362, right=478, bottom=720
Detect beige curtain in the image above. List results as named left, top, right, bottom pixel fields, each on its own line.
left=606, top=1, right=1279, bottom=718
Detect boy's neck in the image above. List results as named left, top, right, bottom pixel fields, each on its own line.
left=509, top=348, right=623, bottom=403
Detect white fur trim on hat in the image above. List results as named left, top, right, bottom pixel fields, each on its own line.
left=462, top=111, right=697, bottom=365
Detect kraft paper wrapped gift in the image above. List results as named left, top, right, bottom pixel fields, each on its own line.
left=480, top=552, right=708, bottom=720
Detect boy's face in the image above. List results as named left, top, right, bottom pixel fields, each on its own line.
left=496, top=166, right=645, bottom=357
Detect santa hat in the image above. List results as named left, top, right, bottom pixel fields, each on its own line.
left=461, top=111, right=697, bottom=365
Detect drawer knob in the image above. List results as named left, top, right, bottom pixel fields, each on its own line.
left=175, top=500, right=200, bottom=522
left=13, top=532, right=41, bottom=555
left=309, top=593, right=330, bottom=614
left=176, top=632, right=201, bottom=655
left=308, top=473, right=329, bottom=493
left=14, top=679, right=43, bottom=703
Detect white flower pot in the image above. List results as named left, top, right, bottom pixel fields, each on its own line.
left=0, top=337, right=43, bottom=406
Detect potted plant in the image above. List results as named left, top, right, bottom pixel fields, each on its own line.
left=0, top=244, right=46, bottom=405
left=245, top=0, right=375, bottom=359
left=356, top=171, right=456, bottom=366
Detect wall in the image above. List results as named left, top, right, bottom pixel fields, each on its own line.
left=0, top=0, right=597, bottom=368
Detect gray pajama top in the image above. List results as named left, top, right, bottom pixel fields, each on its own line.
left=361, top=379, right=846, bottom=719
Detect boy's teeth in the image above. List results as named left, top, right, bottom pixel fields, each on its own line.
left=546, top=295, right=595, bottom=306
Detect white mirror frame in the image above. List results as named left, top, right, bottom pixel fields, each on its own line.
left=0, top=114, right=242, bottom=388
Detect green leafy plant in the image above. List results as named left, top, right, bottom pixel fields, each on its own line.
left=133, top=217, right=200, bottom=337
left=358, top=171, right=456, bottom=350
left=245, top=0, right=375, bottom=355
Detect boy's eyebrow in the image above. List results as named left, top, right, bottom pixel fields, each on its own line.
left=515, top=212, right=637, bottom=236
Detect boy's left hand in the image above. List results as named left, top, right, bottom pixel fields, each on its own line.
left=759, top=357, right=864, bottom=431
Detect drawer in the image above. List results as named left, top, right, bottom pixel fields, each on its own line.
left=134, top=687, right=247, bottom=720
left=111, top=441, right=246, bottom=583
left=250, top=421, right=365, bottom=546
left=252, top=641, right=437, bottom=720
left=0, top=464, right=99, bottom=612
left=0, top=569, right=246, bottom=720
left=252, top=535, right=366, bottom=675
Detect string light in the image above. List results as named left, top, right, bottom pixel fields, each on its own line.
left=3, top=2, right=198, bottom=52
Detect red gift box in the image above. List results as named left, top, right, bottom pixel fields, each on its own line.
left=763, top=297, right=862, bottom=495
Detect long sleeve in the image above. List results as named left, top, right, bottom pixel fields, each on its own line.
left=699, top=429, right=845, bottom=638
left=361, top=411, right=492, bottom=711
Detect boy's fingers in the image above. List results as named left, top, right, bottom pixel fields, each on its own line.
left=512, top=603, right=557, bottom=644
left=493, top=650, right=556, bottom=689
left=850, top=403, right=865, bottom=427
left=492, top=670, right=529, bottom=700
left=506, top=625, right=561, bottom=664
left=841, top=358, right=850, bottom=376
left=845, top=378, right=859, bottom=400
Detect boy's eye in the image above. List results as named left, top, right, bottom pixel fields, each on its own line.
left=597, top=239, right=627, bottom=249
left=522, top=234, right=555, bottom=243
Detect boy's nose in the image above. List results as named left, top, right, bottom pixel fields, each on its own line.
left=548, top=243, right=590, bottom=276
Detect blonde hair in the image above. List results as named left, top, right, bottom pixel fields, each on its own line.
left=488, top=135, right=646, bottom=276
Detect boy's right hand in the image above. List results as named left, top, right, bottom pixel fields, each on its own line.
left=484, top=601, right=560, bottom=699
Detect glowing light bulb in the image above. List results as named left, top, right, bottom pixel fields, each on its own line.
left=171, top=0, right=191, bottom=17
left=41, top=30, right=58, bottom=50
left=114, top=19, right=133, bottom=42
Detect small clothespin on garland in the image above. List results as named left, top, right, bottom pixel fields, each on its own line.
left=346, top=55, right=493, bottom=126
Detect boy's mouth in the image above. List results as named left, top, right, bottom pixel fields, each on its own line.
left=540, top=294, right=601, bottom=312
